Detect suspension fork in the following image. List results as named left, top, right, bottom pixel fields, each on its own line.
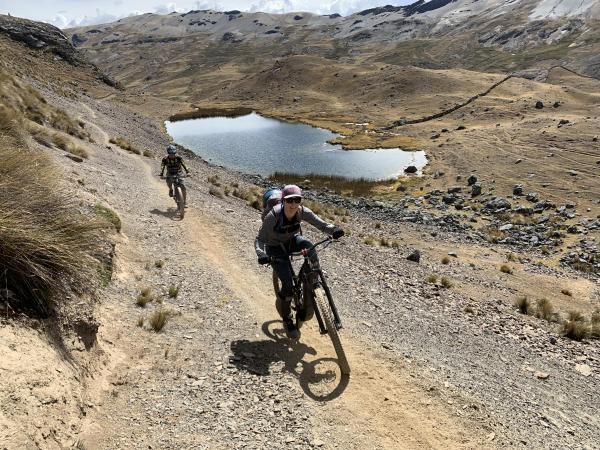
left=318, top=269, right=343, bottom=329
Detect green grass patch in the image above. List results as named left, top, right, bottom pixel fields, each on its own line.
left=94, top=204, right=121, bottom=232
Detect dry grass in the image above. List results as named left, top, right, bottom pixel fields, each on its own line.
left=169, top=106, right=253, bottom=121
left=94, top=204, right=121, bottom=232
left=500, top=264, right=513, bottom=274
left=270, top=171, right=391, bottom=196
left=137, top=316, right=145, bottom=327
left=232, top=186, right=262, bottom=210
left=209, top=186, right=225, bottom=198
left=426, top=274, right=438, bottom=284
left=136, top=287, right=155, bottom=307
left=207, top=174, right=221, bottom=186
left=149, top=308, right=171, bottom=332
left=440, top=277, right=453, bottom=288
left=0, top=106, right=102, bottom=316
left=562, top=317, right=589, bottom=341
left=535, top=298, right=555, bottom=321
left=52, top=133, right=89, bottom=158
left=109, top=137, right=141, bottom=155
left=515, top=296, right=530, bottom=314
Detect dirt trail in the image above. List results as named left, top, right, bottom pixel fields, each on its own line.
left=78, top=148, right=493, bottom=449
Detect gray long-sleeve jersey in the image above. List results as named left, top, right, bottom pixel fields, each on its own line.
left=255, top=204, right=335, bottom=258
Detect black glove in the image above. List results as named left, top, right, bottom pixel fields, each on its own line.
left=332, top=227, right=344, bottom=239
left=258, top=255, right=271, bottom=265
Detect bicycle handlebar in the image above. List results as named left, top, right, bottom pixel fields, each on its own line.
left=270, top=236, right=335, bottom=263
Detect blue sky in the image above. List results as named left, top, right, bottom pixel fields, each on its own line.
left=0, top=0, right=413, bottom=28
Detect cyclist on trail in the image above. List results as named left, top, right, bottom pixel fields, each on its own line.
left=255, top=184, right=344, bottom=338
left=160, top=144, right=189, bottom=207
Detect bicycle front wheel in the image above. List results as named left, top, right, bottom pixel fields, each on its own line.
left=313, top=287, right=350, bottom=375
left=175, top=187, right=185, bottom=219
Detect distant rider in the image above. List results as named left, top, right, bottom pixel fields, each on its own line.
left=160, top=145, right=189, bottom=206
left=255, top=184, right=344, bottom=338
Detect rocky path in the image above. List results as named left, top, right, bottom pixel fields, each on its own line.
left=70, top=122, right=494, bottom=449
left=30, top=91, right=598, bottom=450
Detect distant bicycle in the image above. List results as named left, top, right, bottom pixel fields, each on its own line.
left=272, top=236, right=350, bottom=375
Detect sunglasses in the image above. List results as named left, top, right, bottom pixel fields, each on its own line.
left=284, top=197, right=302, bottom=204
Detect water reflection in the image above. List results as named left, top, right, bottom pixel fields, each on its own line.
left=166, top=113, right=427, bottom=180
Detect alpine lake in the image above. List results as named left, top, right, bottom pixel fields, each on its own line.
left=165, top=112, right=427, bottom=181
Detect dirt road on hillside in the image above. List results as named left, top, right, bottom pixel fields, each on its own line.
left=71, top=132, right=494, bottom=449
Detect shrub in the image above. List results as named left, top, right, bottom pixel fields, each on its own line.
left=440, top=277, right=453, bottom=288
left=591, top=311, right=600, bottom=339
left=426, top=274, right=438, bottom=284
left=567, top=310, right=584, bottom=322
left=168, top=285, right=179, bottom=299
left=441, top=256, right=450, bottom=265
left=154, top=260, right=164, bottom=268
left=562, top=319, right=589, bottom=341
left=363, top=235, right=378, bottom=246
left=136, top=287, right=154, bottom=307
left=500, top=264, right=513, bottom=274
left=149, top=308, right=170, bottom=332
left=535, top=298, right=554, bottom=321
left=94, top=204, right=121, bottom=232
left=209, top=186, right=225, bottom=198
left=0, top=107, right=103, bottom=316
left=207, top=175, right=221, bottom=186
left=507, top=253, right=517, bottom=262
left=515, top=296, right=530, bottom=314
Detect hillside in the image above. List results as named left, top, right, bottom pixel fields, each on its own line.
left=1, top=11, right=599, bottom=450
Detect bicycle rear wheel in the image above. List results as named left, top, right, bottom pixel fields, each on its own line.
left=313, top=287, right=350, bottom=375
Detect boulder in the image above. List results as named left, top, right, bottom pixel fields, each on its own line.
left=467, top=175, right=477, bottom=186
left=513, top=184, right=524, bottom=196
left=471, top=183, right=482, bottom=197
left=404, top=165, right=417, bottom=174
left=485, top=197, right=511, bottom=212
left=535, top=101, right=544, bottom=109
left=406, top=250, right=421, bottom=263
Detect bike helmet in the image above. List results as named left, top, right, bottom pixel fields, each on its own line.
left=282, top=184, right=302, bottom=199
left=167, top=144, right=177, bottom=155
left=262, top=188, right=282, bottom=210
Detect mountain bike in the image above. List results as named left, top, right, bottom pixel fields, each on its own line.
left=163, top=174, right=186, bottom=219
left=272, top=237, right=350, bottom=375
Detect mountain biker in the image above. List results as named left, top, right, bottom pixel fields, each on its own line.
left=160, top=144, right=189, bottom=207
left=255, top=184, right=344, bottom=338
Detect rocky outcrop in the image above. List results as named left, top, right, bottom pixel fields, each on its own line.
left=0, top=14, right=82, bottom=64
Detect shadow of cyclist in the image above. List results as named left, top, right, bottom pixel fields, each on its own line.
left=149, top=207, right=179, bottom=220
left=229, top=320, right=349, bottom=402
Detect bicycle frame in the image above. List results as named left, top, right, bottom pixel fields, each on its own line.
left=278, top=237, right=343, bottom=334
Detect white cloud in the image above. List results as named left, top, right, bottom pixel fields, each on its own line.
left=153, top=3, right=184, bottom=14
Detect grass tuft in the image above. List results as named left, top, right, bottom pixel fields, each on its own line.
left=168, top=285, right=179, bottom=299
left=441, top=256, right=450, bottom=265
left=535, top=298, right=554, bottom=321
left=154, top=260, right=164, bottom=269
left=149, top=308, right=170, bottom=332
left=562, top=319, right=589, bottom=341
left=440, top=277, right=453, bottom=289
left=426, top=274, right=438, bottom=284
left=560, top=288, right=573, bottom=297
left=500, top=264, right=513, bottom=274
left=136, top=287, right=155, bottom=307
left=0, top=104, right=102, bottom=316
left=109, top=137, right=141, bottom=155
left=515, top=296, right=530, bottom=314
